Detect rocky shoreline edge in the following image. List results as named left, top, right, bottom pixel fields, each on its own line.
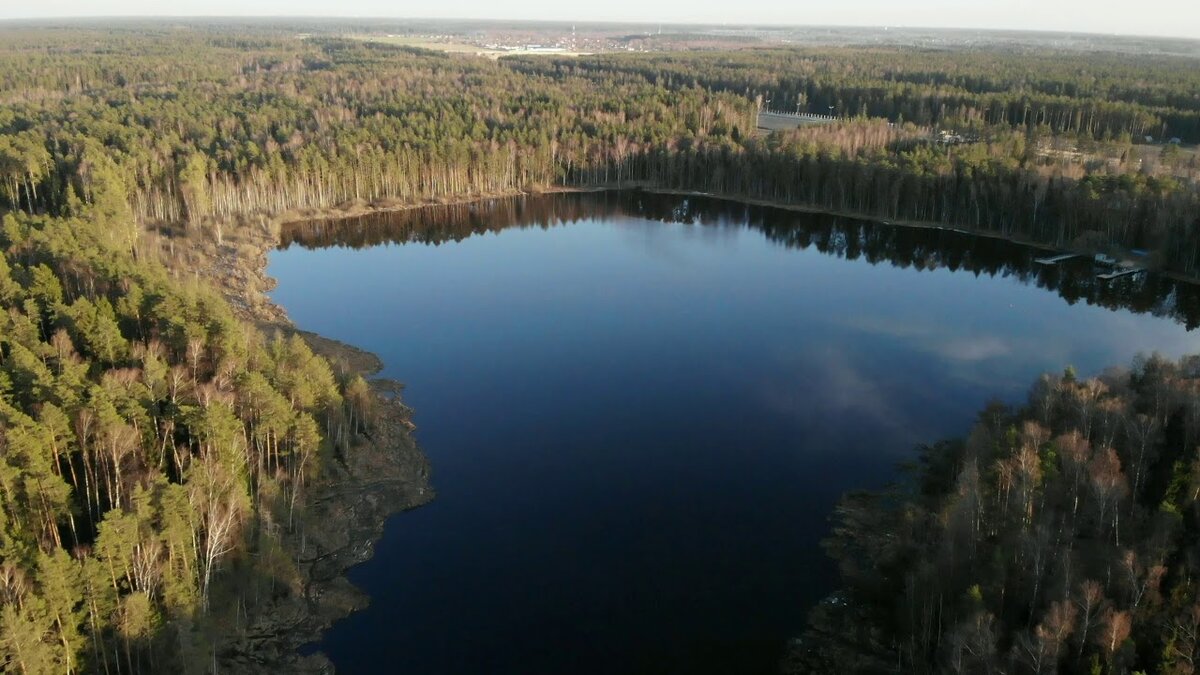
left=152, top=199, right=459, bottom=672
left=214, top=324, right=434, bottom=673
left=161, top=188, right=612, bottom=672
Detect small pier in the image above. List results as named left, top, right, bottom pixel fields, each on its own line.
left=1086, top=252, right=1148, bottom=281
left=1034, top=253, right=1079, bottom=265
left=1097, top=266, right=1146, bottom=281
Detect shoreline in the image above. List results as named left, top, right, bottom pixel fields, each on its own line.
left=635, top=187, right=1063, bottom=253
left=275, top=185, right=613, bottom=228
left=274, top=184, right=1198, bottom=286
left=154, top=209, right=439, bottom=671
left=186, top=181, right=1193, bottom=671
left=163, top=185, right=601, bottom=672
left=651, top=188, right=1200, bottom=286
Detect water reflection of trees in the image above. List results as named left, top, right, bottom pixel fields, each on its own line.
left=280, top=190, right=1200, bottom=330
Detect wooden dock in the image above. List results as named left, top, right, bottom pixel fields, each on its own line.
left=1097, top=267, right=1146, bottom=281
left=1034, top=253, right=1079, bottom=265
left=1096, top=259, right=1147, bottom=280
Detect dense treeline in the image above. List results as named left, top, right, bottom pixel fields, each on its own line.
left=607, top=121, right=1200, bottom=273
left=514, top=49, right=1200, bottom=142
left=0, top=117, right=381, bottom=674
left=0, top=30, right=753, bottom=224
left=792, top=354, right=1200, bottom=674
left=2, top=27, right=1200, bottom=274
left=23, top=29, right=1196, bottom=259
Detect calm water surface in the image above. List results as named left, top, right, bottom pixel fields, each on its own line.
left=269, top=192, right=1200, bottom=675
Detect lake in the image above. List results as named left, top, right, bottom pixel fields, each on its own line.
left=269, top=191, right=1200, bottom=674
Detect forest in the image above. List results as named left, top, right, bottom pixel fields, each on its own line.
left=1, top=20, right=1200, bottom=673
left=789, top=353, right=1200, bottom=675
left=0, top=172, right=391, bottom=671
left=515, top=48, right=1200, bottom=142
left=1, top=26, right=1199, bottom=272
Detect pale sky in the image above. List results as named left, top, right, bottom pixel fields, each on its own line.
left=3, top=0, right=1199, bottom=40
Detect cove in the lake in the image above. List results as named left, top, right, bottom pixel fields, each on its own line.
left=269, top=191, right=1200, bottom=675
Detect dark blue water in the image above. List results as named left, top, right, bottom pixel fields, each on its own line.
left=270, top=192, right=1200, bottom=675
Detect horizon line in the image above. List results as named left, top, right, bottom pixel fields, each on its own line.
left=0, top=15, right=1198, bottom=43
